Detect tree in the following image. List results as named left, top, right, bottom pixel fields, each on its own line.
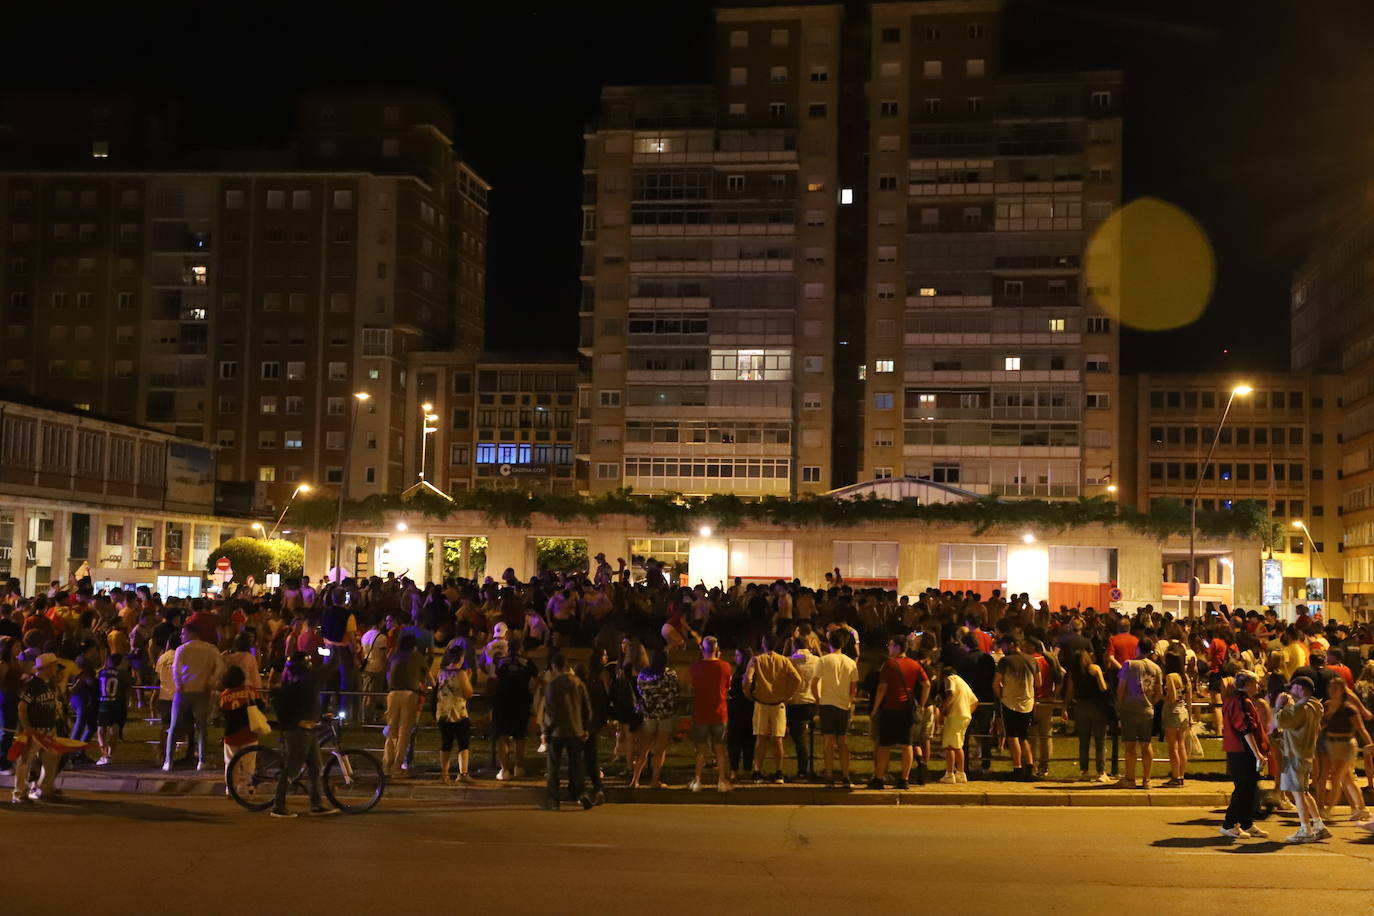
left=206, top=537, right=304, bottom=582
left=536, top=537, right=586, bottom=574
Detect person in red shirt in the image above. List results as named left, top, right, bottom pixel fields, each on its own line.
left=185, top=599, right=221, bottom=646
left=868, top=637, right=928, bottom=790
left=1206, top=628, right=1230, bottom=734
left=688, top=636, right=733, bottom=793
left=1219, top=670, right=1269, bottom=839
left=1325, top=649, right=1355, bottom=689
left=1106, top=622, right=1138, bottom=673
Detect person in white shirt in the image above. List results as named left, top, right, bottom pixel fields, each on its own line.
left=358, top=619, right=390, bottom=723
left=814, top=630, right=859, bottom=786
left=163, top=628, right=225, bottom=772
left=939, top=673, right=977, bottom=783
left=786, top=632, right=821, bottom=781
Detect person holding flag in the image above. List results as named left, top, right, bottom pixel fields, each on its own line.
left=10, top=653, right=83, bottom=803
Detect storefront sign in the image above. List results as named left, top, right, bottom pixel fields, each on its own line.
left=1262, top=558, right=1283, bottom=606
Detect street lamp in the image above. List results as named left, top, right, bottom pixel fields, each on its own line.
left=250, top=522, right=265, bottom=538
left=1188, top=383, right=1252, bottom=618
left=1291, top=519, right=1327, bottom=584
left=418, top=402, right=439, bottom=485
left=333, top=392, right=371, bottom=583
left=266, top=483, right=311, bottom=540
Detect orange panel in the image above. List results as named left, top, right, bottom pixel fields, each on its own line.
left=939, top=579, right=1003, bottom=597
left=1049, top=582, right=1103, bottom=612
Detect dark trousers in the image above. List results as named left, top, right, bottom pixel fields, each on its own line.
left=546, top=737, right=585, bottom=805
left=727, top=721, right=754, bottom=773
left=274, top=728, right=324, bottom=812
left=966, top=704, right=995, bottom=768
left=786, top=703, right=816, bottom=775
left=582, top=730, right=603, bottom=792
left=1224, top=750, right=1261, bottom=829
left=319, top=646, right=359, bottom=722
left=1076, top=700, right=1110, bottom=774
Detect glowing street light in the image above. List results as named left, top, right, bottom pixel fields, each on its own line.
left=1188, top=383, right=1251, bottom=617
left=333, top=392, right=371, bottom=582
left=250, top=521, right=265, bottom=538
left=267, top=483, right=311, bottom=539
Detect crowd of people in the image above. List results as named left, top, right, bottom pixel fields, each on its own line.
left=2, top=554, right=1374, bottom=838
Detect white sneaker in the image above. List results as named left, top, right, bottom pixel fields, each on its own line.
left=938, top=773, right=957, bottom=784
left=95, top=756, right=110, bottom=766
left=718, top=781, right=731, bottom=794
left=496, top=768, right=509, bottom=782
left=955, top=772, right=967, bottom=783
left=1285, top=828, right=1314, bottom=844
left=161, top=761, right=173, bottom=773
left=689, top=779, right=702, bottom=793
left=537, top=740, right=547, bottom=754
left=1219, top=826, right=1251, bottom=839
left=1351, top=810, right=1371, bottom=823
left=1095, top=773, right=1114, bottom=784
left=1246, top=826, right=1269, bottom=838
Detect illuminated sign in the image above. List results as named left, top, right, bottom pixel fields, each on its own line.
left=1261, top=558, right=1283, bottom=606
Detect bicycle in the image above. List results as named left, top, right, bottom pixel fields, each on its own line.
left=225, top=715, right=386, bottom=814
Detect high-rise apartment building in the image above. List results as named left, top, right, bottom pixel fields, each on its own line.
left=0, top=93, right=488, bottom=514
left=1292, top=197, right=1374, bottom=609
left=581, top=0, right=1121, bottom=498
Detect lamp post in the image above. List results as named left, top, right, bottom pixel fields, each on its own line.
left=1188, top=384, right=1251, bottom=618
left=250, top=522, right=265, bottom=539
left=333, top=392, right=370, bottom=583
left=267, top=483, right=311, bottom=540
left=1292, top=518, right=1326, bottom=583
left=418, top=402, right=439, bottom=485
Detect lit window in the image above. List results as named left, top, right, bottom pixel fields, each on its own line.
left=840, top=188, right=854, bottom=205
left=1005, top=357, right=1022, bottom=371
left=91, top=141, right=109, bottom=159
left=1048, top=318, right=1066, bottom=332
left=875, top=359, right=895, bottom=373
left=258, top=466, right=276, bottom=482
left=919, top=287, right=936, bottom=297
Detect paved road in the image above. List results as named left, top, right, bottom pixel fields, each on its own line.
left=4, top=794, right=1373, bottom=913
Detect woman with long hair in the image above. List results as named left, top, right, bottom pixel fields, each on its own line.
left=1066, top=648, right=1112, bottom=783
left=727, top=647, right=755, bottom=782
left=1319, top=677, right=1372, bottom=822
left=1353, top=661, right=1374, bottom=792
left=1161, top=649, right=1193, bottom=787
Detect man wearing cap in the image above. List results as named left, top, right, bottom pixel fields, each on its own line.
left=12, top=654, right=64, bottom=803
left=1219, top=671, right=1270, bottom=839
left=1275, top=675, right=1328, bottom=843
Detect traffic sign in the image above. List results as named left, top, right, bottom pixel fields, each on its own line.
left=215, top=556, right=231, bottom=572
left=1108, top=587, right=1123, bottom=602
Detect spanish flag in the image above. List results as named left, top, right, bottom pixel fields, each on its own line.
left=7, top=732, right=92, bottom=761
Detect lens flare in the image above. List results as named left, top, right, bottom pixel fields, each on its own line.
left=1084, top=197, right=1215, bottom=331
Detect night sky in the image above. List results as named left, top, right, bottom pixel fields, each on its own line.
left=3, top=0, right=1372, bottom=372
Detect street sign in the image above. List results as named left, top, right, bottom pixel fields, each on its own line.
left=215, top=556, right=231, bottom=572
left=1108, top=587, right=1122, bottom=602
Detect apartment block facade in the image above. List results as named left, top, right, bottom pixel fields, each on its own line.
left=0, top=93, right=488, bottom=515
left=1292, top=200, right=1374, bottom=607
left=408, top=351, right=582, bottom=495
left=581, top=0, right=1121, bottom=498
left=1122, top=373, right=1343, bottom=606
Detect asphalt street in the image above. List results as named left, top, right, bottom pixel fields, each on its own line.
left=4, top=793, right=1373, bottom=914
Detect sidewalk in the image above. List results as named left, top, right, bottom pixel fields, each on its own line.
left=0, top=763, right=1233, bottom=808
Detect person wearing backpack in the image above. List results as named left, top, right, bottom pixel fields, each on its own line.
left=1116, top=637, right=1164, bottom=789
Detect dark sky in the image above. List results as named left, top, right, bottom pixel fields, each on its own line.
left=4, top=0, right=1372, bottom=371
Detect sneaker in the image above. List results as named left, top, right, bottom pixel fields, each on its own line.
left=893, top=777, right=910, bottom=790
left=1219, top=826, right=1251, bottom=839
left=954, top=772, right=968, bottom=784
left=95, top=756, right=110, bottom=766
left=309, top=806, right=341, bottom=816
left=537, top=740, right=548, bottom=754
left=1313, top=825, right=1333, bottom=841
left=161, top=761, right=173, bottom=773
left=750, top=770, right=765, bottom=784
left=1116, top=777, right=1135, bottom=789
left=689, top=779, right=702, bottom=793
left=270, top=810, right=297, bottom=819
left=717, top=781, right=731, bottom=794
left=1096, top=773, right=1114, bottom=784
left=496, top=768, right=509, bottom=782
left=593, top=790, right=606, bottom=806
left=771, top=771, right=785, bottom=785
left=938, top=773, right=958, bottom=785
left=578, top=794, right=595, bottom=810
left=10, top=795, right=31, bottom=805
left=1352, top=810, right=1371, bottom=823
left=1246, top=826, right=1269, bottom=838
left=866, top=778, right=885, bottom=790
left=1078, top=771, right=1092, bottom=782
left=1285, top=828, right=1314, bottom=844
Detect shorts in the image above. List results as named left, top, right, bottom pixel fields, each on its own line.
left=490, top=705, right=529, bottom=740
left=1162, top=702, right=1189, bottom=730
left=1279, top=760, right=1312, bottom=793
left=1327, top=735, right=1358, bottom=765
left=818, top=705, right=850, bottom=737
left=553, top=617, right=579, bottom=638
left=691, top=722, right=726, bottom=744
left=877, top=707, right=914, bottom=748
left=942, top=713, right=971, bottom=749
left=96, top=701, right=123, bottom=728
left=438, top=718, right=472, bottom=753
left=1207, top=672, right=1224, bottom=694
left=1119, top=709, right=1153, bottom=744
left=641, top=716, right=677, bottom=736
left=752, top=702, right=786, bottom=738
left=1001, top=708, right=1032, bottom=740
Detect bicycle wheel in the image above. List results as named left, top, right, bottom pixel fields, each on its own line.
left=226, top=745, right=285, bottom=812
left=324, top=748, right=386, bottom=813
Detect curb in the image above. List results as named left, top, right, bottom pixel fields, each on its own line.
left=0, top=772, right=1228, bottom=808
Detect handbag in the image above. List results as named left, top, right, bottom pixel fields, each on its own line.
left=246, top=703, right=272, bottom=737
left=1186, top=721, right=1205, bottom=759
